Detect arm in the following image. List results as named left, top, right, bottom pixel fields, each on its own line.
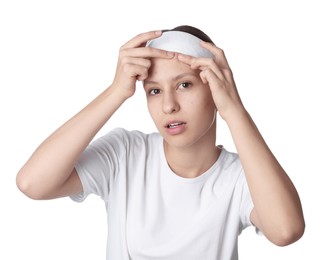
left=16, top=87, right=126, bottom=200
left=16, top=30, right=174, bottom=200
left=226, top=108, right=305, bottom=246
left=177, top=43, right=305, bottom=246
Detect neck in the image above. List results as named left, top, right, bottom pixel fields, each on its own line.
left=163, top=125, right=220, bottom=178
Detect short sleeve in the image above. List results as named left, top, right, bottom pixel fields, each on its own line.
left=70, top=128, right=127, bottom=203
left=239, top=172, right=254, bottom=229
left=238, top=171, right=262, bottom=235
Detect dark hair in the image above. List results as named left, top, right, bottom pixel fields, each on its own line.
left=163, top=25, right=214, bottom=44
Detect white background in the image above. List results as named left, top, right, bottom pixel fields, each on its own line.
left=1, top=0, right=325, bottom=259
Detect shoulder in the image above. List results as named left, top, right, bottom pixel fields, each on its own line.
left=96, top=128, right=161, bottom=149
left=108, top=127, right=160, bottom=141
left=216, top=147, right=246, bottom=183
left=219, top=147, right=242, bottom=170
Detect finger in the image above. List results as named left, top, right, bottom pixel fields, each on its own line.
left=176, top=52, right=195, bottom=66
left=121, top=57, right=151, bottom=69
left=121, top=30, right=163, bottom=50
left=200, top=41, right=231, bottom=70
left=177, top=53, right=214, bottom=70
left=134, top=65, right=149, bottom=81
left=122, top=46, right=175, bottom=59
left=177, top=53, right=225, bottom=80
left=123, top=63, right=149, bottom=81
left=200, top=69, right=222, bottom=86
left=199, top=70, right=208, bottom=84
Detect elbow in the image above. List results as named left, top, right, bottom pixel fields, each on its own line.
left=269, top=220, right=305, bottom=247
left=16, top=171, right=47, bottom=200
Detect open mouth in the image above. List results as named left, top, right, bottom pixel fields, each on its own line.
left=166, top=122, right=186, bottom=129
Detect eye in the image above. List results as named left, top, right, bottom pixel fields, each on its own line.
left=178, top=82, right=191, bottom=89
left=149, top=89, right=161, bottom=95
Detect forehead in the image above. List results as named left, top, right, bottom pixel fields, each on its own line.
left=147, top=56, right=197, bottom=81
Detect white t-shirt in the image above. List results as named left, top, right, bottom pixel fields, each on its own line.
left=71, top=128, right=255, bottom=260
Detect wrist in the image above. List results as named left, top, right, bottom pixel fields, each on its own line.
left=220, top=103, right=248, bottom=123
left=105, top=84, right=131, bottom=103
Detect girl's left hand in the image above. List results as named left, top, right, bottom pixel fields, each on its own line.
left=177, top=42, right=245, bottom=121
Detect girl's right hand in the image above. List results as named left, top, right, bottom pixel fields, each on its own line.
left=110, top=30, right=175, bottom=100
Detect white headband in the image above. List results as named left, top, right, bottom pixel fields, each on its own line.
left=146, top=31, right=214, bottom=58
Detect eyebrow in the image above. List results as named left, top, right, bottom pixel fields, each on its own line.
left=144, top=72, right=198, bottom=85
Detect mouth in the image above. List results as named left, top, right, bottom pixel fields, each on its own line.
left=165, top=122, right=186, bottom=129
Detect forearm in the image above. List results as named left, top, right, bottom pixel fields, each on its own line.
left=226, top=108, right=304, bottom=244
left=16, top=86, right=126, bottom=199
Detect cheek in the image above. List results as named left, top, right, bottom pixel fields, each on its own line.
left=147, top=99, right=160, bottom=122
left=205, top=97, right=216, bottom=111
left=201, top=88, right=216, bottom=110
left=188, top=91, right=216, bottom=112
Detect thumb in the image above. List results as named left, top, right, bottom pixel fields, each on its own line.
left=199, top=70, right=208, bottom=84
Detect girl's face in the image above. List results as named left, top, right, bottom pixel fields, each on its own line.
left=143, top=56, right=217, bottom=149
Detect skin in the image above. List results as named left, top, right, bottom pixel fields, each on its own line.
left=16, top=30, right=305, bottom=248
left=144, top=56, right=220, bottom=178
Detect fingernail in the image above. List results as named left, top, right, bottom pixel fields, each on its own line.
left=155, top=30, right=162, bottom=35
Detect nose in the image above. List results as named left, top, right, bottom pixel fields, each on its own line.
left=162, top=91, right=180, bottom=114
